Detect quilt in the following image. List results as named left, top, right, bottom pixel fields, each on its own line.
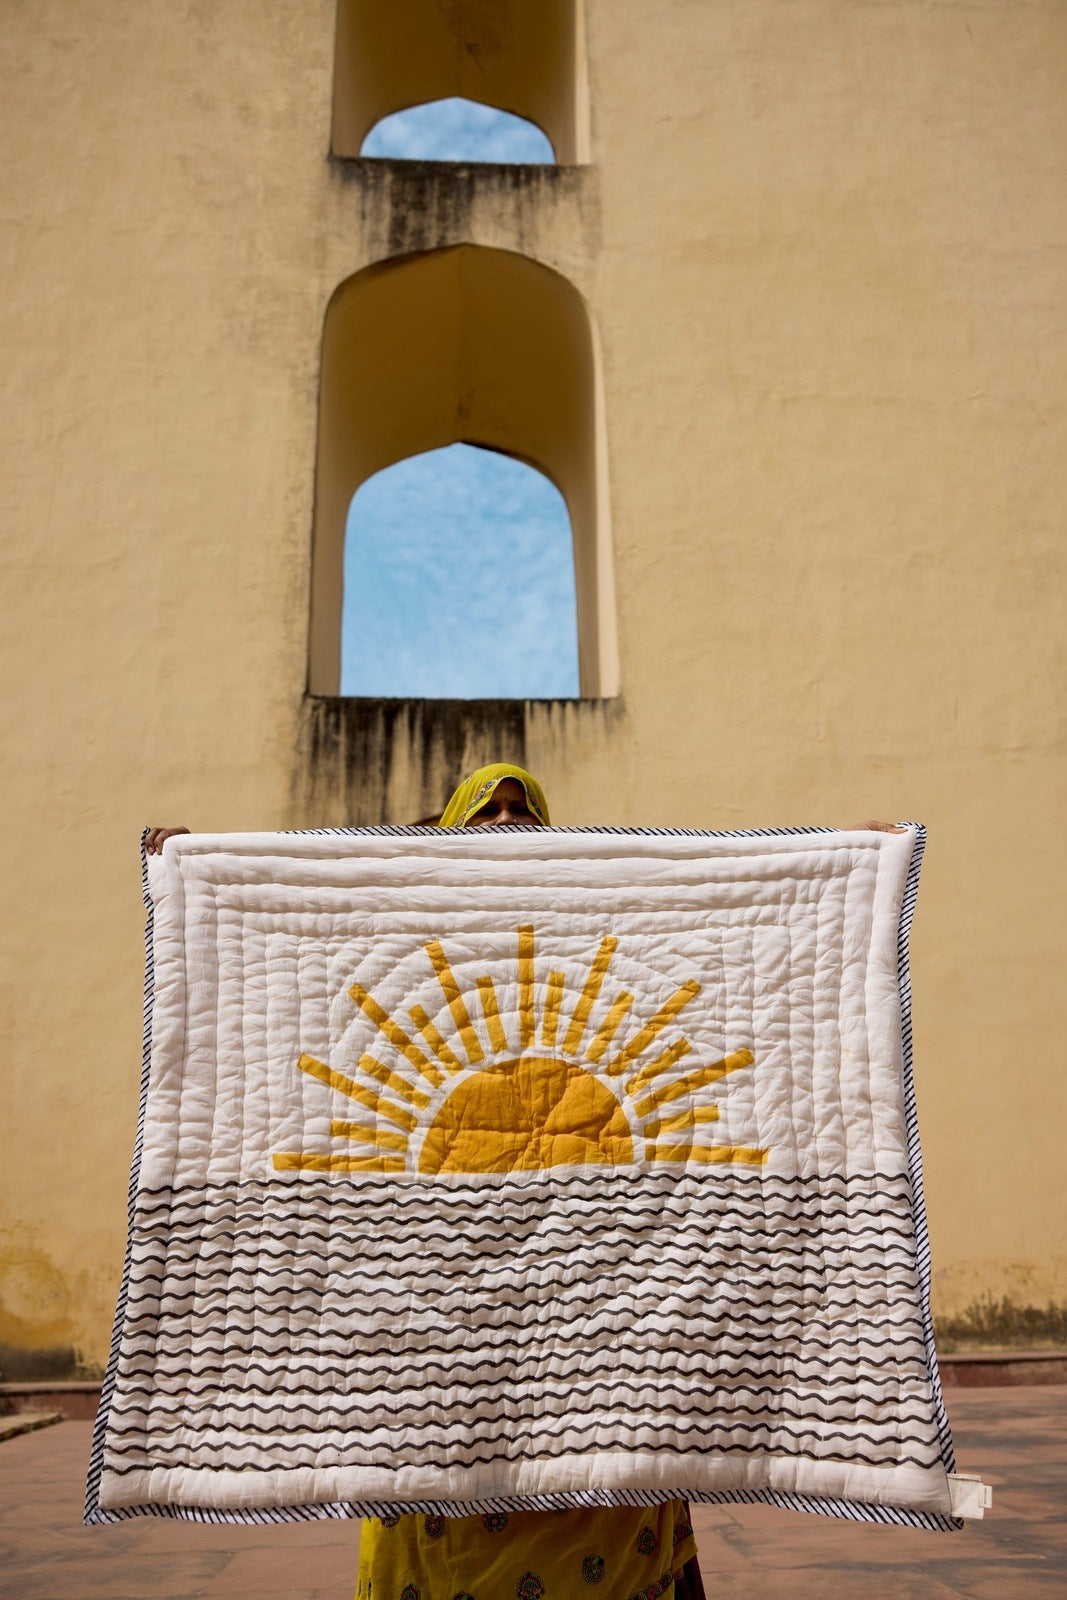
left=87, top=824, right=972, bottom=1530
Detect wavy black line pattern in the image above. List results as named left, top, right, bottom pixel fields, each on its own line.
left=103, top=1423, right=940, bottom=1465
left=125, top=1220, right=918, bottom=1257
left=115, top=1267, right=921, bottom=1318
left=112, top=1332, right=931, bottom=1385
left=126, top=1212, right=917, bottom=1260
left=123, top=1236, right=918, bottom=1280
left=110, top=1351, right=933, bottom=1394
left=131, top=1173, right=915, bottom=1221
left=113, top=1335, right=930, bottom=1389
left=128, top=1201, right=917, bottom=1240
left=114, top=1284, right=924, bottom=1341
left=101, top=1170, right=942, bottom=1485
left=105, top=1374, right=940, bottom=1423
left=104, top=1430, right=943, bottom=1475
left=107, top=1371, right=936, bottom=1415
left=86, top=824, right=959, bottom=1531
left=130, top=1171, right=914, bottom=1215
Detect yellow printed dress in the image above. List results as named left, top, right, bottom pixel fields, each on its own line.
left=355, top=1502, right=697, bottom=1600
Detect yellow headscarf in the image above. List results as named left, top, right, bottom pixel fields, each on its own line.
left=437, top=763, right=551, bottom=829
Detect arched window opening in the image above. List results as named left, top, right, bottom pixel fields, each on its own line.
left=361, top=97, right=555, bottom=163
left=333, top=0, right=588, bottom=164
left=342, top=445, right=578, bottom=698
left=309, top=245, right=617, bottom=698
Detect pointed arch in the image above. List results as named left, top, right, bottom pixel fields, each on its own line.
left=341, top=444, right=579, bottom=698
left=309, top=245, right=617, bottom=698
left=332, top=0, right=589, bottom=164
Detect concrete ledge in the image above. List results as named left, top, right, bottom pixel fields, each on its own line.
left=1, top=1382, right=102, bottom=1421
left=0, top=1410, right=63, bottom=1442
left=938, top=1351, right=1067, bottom=1387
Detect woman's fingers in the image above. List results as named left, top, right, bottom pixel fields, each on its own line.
left=850, top=820, right=906, bottom=833
left=145, top=826, right=191, bottom=855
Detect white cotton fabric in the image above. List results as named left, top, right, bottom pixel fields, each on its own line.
left=87, top=826, right=956, bottom=1529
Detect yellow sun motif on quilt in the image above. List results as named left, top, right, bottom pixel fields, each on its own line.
left=273, top=927, right=766, bottom=1174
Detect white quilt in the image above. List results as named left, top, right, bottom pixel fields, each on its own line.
left=86, top=825, right=965, bottom=1529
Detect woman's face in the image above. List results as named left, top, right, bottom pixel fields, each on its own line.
left=465, top=777, right=542, bottom=829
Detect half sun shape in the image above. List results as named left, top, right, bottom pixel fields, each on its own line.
left=273, top=928, right=767, bottom=1174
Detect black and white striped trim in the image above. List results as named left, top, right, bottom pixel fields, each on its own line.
left=86, top=823, right=959, bottom=1531
left=85, top=832, right=158, bottom=1525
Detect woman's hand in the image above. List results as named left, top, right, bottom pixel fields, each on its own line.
left=145, top=826, right=190, bottom=855
left=849, top=821, right=905, bottom=833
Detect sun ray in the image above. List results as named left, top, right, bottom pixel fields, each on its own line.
left=329, top=1121, right=410, bottom=1152
left=477, top=977, right=510, bottom=1054
left=631, top=1050, right=754, bottom=1120
left=703, top=1047, right=756, bottom=1081
left=603, top=979, right=702, bottom=1076
left=353, top=1052, right=431, bottom=1110
left=272, top=1152, right=405, bottom=1173
left=296, top=1053, right=417, bottom=1132
left=408, top=1005, right=465, bottom=1074
left=646, top=1143, right=768, bottom=1167
left=518, top=925, right=536, bottom=1050
left=425, top=940, right=484, bottom=1066
left=561, top=936, right=618, bottom=1057
left=642, top=1106, right=721, bottom=1139
left=584, top=992, right=633, bottom=1065
left=541, top=971, right=565, bottom=1050
left=282, top=933, right=767, bottom=1179
left=348, top=983, right=445, bottom=1088
left=623, top=1037, right=692, bottom=1097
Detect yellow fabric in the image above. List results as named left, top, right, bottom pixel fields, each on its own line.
left=437, top=764, right=551, bottom=829
left=358, top=768, right=700, bottom=1595
left=355, top=1500, right=697, bottom=1600
left=417, top=1056, right=635, bottom=1173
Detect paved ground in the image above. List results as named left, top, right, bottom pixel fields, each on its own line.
left=0, top=1388, right=1063, bottom=1600
left=0, top=1410, right=63, bottom=1445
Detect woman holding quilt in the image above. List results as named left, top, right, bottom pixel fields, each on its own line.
left=145, top=772, right=900, bottom=1599
left=352, top=763, right=706, bottom=1600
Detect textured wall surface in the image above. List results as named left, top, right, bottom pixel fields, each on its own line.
left=1, top=0, right=1064, bottom=1374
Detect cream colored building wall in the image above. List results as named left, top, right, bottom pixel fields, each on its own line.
left=1, top=0, right=1063, bottom=1375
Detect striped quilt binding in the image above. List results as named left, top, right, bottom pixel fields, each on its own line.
left=85, top=823, right=961, bottom=1530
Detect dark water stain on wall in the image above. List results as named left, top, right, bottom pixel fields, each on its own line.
left=331, top=156, right=597, bottom=267
left=293, top=695, right=622, bottom=826
left=0, top=1340, right=80, bottom=1382
left=935, top=1297, right=1067, bottom=1353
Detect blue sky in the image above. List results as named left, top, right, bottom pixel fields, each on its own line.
left=342, top=445, right=579, bottom=699
left=344, top=100, right=575, bottom=700
left=361, top=97, right=555, bottom=163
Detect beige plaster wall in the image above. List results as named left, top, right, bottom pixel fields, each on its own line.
left=1, top=0, right=1064, bottom=1374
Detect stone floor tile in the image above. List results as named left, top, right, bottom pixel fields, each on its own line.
left=194, top=1546, right=359, bottom=1596
left=0, top=1552, right=231, bottom=1600
left=0, top=1410, right=62, bottom=1444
